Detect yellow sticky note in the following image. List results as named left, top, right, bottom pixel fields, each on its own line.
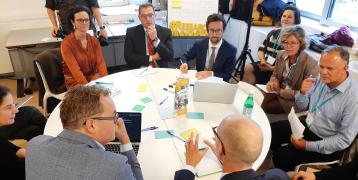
left=137, top=84, right=148, bottom=92
left=180, top=128, right=200, bottom=140
left=171, top=0, right=182, bottom=8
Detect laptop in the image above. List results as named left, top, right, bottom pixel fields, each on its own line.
left=193, top=81, right=238, bottom=104
left=104, top=112, right=142, bottom=155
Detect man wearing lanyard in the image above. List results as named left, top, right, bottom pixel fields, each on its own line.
left=124, top=3, right=173, bottom=69
left=270, top=45, right=358, bottom=171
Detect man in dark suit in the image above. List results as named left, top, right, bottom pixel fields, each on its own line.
left=174, top=114, right=288, bottom=180
left=180, top=14, right=237, bottom=82
left=124, top=3, right=173, bottom=69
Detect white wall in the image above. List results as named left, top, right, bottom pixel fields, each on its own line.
left=0, top=0, right=50, bottom=74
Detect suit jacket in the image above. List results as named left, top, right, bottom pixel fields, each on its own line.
left=268, top=50, right=319, bottom=112
left=174, top=168, right=288, bottom=180
left=26, top=129, right=143, bottom=180
left=124, top=24, right=173, bottom=69
left=181, top=38, right=237, bottom=82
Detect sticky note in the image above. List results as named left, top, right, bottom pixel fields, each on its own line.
left=180, top=128, right=201, bottom=140
left=137, top=84, right=148, bottom=92
left=171, top=0, right=182, bottom=8
left=155, top=130, right=174, bottom=139
left=158, top=106, right=174, bottom=120
left=140, top=97, right=152, bottom=104
left=132, top=105, right=145, bottom=112
left=186, top=112, right=204, bottom=119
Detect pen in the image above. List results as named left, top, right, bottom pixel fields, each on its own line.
left=15, top=96, right=33, bottom=109
left=179, top=59, right=184, bottom=65
left=163, top=88, right=174, bottom=93
left=139, top=67, right=148, bottom=75
left=167, top=130, right=186, bottom=142
left=159, top=96, right=169, bottom=105
left=141, top=126, right=158, bottom=132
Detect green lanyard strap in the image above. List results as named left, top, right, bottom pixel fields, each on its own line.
left=311, top=83, right=340, bottom=113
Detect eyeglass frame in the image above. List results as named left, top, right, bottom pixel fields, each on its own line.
left=89, top=112, right=120, bottom=124
left=208, top=28, right=223, bottom=34
left=282, top=40, right=300, bottom=47
left=75, top=18, right=90, bottom=24
left=212, top=126, right=226, bottom=155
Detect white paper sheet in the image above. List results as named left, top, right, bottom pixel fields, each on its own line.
left=288, top=107, right=305, bottom=138
left=256, top=84, right=278, bottom=94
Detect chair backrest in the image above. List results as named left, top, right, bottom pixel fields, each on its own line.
left=237, top=81, right=264, bottom=105
left=33, top=48, right=67, bottom=106
left=340, top=136, right=358, bottom=165
left=349, top=61, right=358, bottom=83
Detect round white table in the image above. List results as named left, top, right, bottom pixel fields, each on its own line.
left=44, top=68, right=271, bottom=180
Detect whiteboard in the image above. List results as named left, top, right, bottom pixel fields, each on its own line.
left=167, top=0, right=218, bottom=36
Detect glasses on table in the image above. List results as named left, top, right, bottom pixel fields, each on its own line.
left=212, top=126, right=226, bottom=155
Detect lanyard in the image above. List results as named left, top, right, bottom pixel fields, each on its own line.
left=311, top=83, right=340, bottom=113
left=272, top=30, right=282, bottom=54
left=284, top=54, right=301, bottom=85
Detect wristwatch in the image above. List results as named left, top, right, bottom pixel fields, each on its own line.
left=99, top=26, right=105, bottom=30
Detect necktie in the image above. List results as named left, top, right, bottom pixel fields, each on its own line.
left=147, top=35, right=157, bottom=68
left=208, top=47, right=216, bottom=70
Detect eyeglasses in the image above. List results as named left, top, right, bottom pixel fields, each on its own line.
left=282, top=41, right=300, bottom=47
left=140, top=13, right=154, bottom=19
left=208, top=29, right=223, bottom=34
left=90, top=112, right=120, bottom=123
left=75, top=18, right=90, bottom=24
left=212, top=126, right=226, bottom=155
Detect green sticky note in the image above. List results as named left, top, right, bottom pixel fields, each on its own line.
left=132, top=105, right=145, bottom=112
left=180, top=128, right=200, bottom=140
left=140, top=97, right=152, bottom=104
left=137, top=84, right=148, bottom=92
left=186, top=112, right=204, bottom=119
left=155, top=130, right=174, bottom=139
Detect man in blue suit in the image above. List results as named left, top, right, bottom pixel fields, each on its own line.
left=180, top=14, right=237, bottom=82
left=26, top=85, right=143, bottom=180
left=174, top=114, right=288, bottom=180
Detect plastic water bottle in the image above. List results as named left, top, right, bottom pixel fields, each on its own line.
left=243, top=91, right=254, bottom=118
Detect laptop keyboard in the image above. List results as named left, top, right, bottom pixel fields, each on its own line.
left=104, top=144, right=139, bottom=156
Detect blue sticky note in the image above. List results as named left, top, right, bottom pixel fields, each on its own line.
left=155, top=130, right=174, bottom=139
left=186, top=112, right=204, bottom=119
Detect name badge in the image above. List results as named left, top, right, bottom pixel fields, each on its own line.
left=305, top=113, right=315, bottom=127
left=266, top=55, right=276, bottom=65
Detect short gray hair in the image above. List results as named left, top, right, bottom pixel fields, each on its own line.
left=323, top=45, right=350, bottom=63
left=280, top=25, right=307, bottom=50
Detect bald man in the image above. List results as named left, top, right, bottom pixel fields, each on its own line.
left=174, top=114, right=288, bottom=180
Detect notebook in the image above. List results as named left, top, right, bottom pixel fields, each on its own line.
left=193, top=81, right=238, bottom=104
left=104, top=112, right=142, bottom=155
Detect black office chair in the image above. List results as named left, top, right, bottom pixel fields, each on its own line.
left=33, top=48, right=67, bottom=116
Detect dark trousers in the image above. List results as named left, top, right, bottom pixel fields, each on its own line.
left=0, top=106, right=47, bottom=141
left=270, top=119, right=345, bottom=171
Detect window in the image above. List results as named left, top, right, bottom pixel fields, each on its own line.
left=295, top=0, right=358, bottom=32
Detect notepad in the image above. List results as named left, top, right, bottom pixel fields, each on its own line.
left=137, top=84, right=148, bottom=92
left=196, top=148, right=222, bottom=177
left=186, top=112, right=204, bottom=120
left=180, top=128, right=200, bottom=140
left=140, top=97, right=152, bottom=104
left=158, top=106, right=174, bottom=120
left=155, top=130, right=174, bottom=139
left=132, top=105, right=145, bottom=112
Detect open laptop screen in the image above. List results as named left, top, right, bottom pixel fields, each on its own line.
left=117, top=112, right=142, bottom=142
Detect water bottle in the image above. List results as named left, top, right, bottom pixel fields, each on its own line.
left=243, top=91, right=254, bottom=118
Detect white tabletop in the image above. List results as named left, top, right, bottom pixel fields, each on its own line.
left=44, top=68, right=271, bottom=180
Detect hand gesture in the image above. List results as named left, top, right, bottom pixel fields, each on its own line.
left=115, top=118, right=130, bottom=144
left=196, top=71, right=213, bottom=80
left=293, top=171, right=316, bottom=180
left=266, top=80, right=279, bottom=92
left=147, top=25, right=157, bottom=41
left=51, top=26, right=58, bottom=37
left=180, top=63, right=188, bottom=73
left=185, top=133, right=208, bottom=167
left=258, top=62, right=274, bottom=72
left=290, top=134, right=306, bottom=151
left=300, top=78, right=316, bottom=95
left=152, top=52, right=161, bottom=61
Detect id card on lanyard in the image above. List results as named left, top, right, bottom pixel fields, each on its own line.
left=284, top=54, right=301, bottom=87
left=306, top=83, right=340, bottom=127
left=266, top=30, right=282, bottom=65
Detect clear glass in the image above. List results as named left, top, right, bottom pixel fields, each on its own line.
left=296, top=0, right=325, bottom=17
left=328, top=0, right=358, bottom=28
